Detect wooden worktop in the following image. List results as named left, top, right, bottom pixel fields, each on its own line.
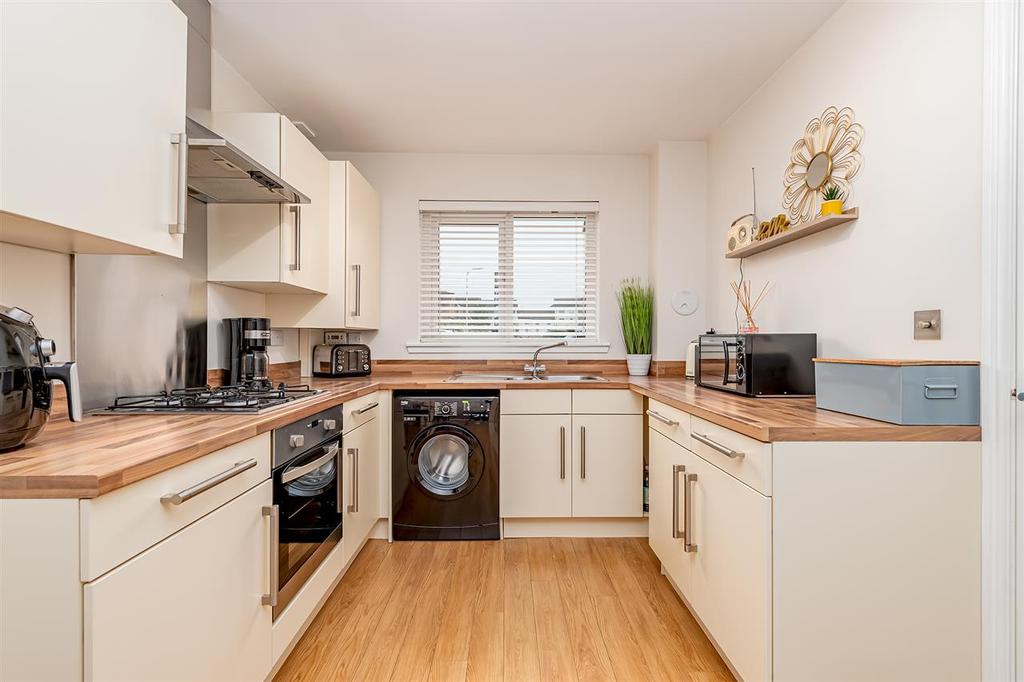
left=0, top=374, right=981, bottom=499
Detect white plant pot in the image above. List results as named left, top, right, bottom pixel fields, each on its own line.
left=626, top=353, right=652, bottom=377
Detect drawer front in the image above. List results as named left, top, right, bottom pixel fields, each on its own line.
left=572, top=389, right=642, bottom=414
left=688, top=416, right=772, bottom=496
left=80, top=432, right=271, bottom=581
left=344, top=391, right=381, bottom=433
left=646, top=399, right=692, bottom=446
left=500, top=389, right=571, bottom=414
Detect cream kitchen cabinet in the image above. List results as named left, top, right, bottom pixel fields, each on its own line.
left=648, top=421, right=981, bottom=681
left=0, top=1, right=187, bottom=256
left=266, top=161, right=381, bottom=328
left=344, top=163, right=382, bottom=329
left=500, top=414, right=573, bottom=517
left=84, top=480, right=273, bottom=682
left=500, top=390, right=642, bottom=519
left=208, top=114, right=329, bottom=294
left=571, top=414, right=643, bottom=517
left=341, top=416, right=381, bottom=565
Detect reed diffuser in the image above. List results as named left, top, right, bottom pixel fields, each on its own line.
left=731, top=280, right=772, bottom=333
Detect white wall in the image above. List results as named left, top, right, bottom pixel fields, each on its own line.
left=706, top=0, right=982, bottom=360
left=0, top=243, right=71, bottom=362
left=650, top=141, right=707, bottom=360
left=333, top=152, right=650, bottom=359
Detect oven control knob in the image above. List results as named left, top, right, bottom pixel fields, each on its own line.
left=323, top=419, right=337, bottom=431
left=289, top=434, right=305, bottom=448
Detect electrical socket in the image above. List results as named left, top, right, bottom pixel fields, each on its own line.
left=348, top=332, right=362, bottom=344
left=269, top=329, right=285, bottom=347
left=324, top=330, right=347, bottom=344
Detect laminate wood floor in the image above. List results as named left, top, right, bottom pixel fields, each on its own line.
left=274, top=538, right=732, bottom=682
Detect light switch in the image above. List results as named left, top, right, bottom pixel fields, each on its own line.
left=914, top=309, right=941, bottom=340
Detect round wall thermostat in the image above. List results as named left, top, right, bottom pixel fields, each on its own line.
left=671, top=290, right=699, bottom=316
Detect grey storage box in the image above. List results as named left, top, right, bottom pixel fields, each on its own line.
left=814, top=359, right=980, bottom=426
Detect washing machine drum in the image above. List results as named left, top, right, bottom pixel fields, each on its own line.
left=409, top=424, right=484, bottom=498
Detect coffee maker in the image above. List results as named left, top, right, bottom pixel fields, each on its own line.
left=226, top=317, right=271, bottom=388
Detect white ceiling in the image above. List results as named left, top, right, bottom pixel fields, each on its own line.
left=210, top=1, right=841, bottom=155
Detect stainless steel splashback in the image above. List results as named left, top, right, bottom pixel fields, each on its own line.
left=75, top=199, right=208, bottom=410
left=75, top=0, right=212, bottom=410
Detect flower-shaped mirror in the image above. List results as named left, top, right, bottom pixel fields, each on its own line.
left=782, top=106, right=864, bottom=222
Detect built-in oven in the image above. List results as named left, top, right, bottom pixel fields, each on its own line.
left=267, top=405, right=344, bottom=618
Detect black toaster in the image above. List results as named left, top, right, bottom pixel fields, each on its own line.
left=312, top=344, right=371, bottom=377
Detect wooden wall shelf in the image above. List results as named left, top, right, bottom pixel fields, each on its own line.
left=726, top=207, right=859, bottom=259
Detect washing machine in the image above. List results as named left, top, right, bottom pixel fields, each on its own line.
left=392, top=391, right=499, bottom=540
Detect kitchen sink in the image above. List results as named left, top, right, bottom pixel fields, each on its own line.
left=445, top=373, right=607, bottom=383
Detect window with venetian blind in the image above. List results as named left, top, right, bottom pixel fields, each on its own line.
left=418, top=203, right=599, bottom=345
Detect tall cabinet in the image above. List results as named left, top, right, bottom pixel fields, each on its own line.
left=266, top=161, right=381, bottom=329
left=0, top=1, right=187, bottom=256
left=207, top=114, right=329, bottom=294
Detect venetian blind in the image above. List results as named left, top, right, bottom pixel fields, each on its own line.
left=419, top=210, right=599, bottom=343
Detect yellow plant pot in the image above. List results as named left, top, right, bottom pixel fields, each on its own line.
left=821, top=199, right=844, bottom=216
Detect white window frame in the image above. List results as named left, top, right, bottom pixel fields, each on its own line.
left=409, top=202, right=608, bottom=354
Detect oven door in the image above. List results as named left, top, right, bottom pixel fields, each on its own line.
left=697, top=336, right=747, bottom=394
left=273, top=437, right=342, bottom=617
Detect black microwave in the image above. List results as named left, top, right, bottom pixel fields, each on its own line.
left=695, top=333, right=817, bottom=397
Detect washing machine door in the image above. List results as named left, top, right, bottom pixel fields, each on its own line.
left=409, top=423, right=484, bottom=499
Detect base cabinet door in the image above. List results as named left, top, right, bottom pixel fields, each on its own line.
left=84, top=481, right=273, bottom=682
left=571, top=414, right=643, bottom=517
left=648, top=430, right=691, bottom=591
left=683, top=450, right=772, bottom=682
left=500, top=414, right=572, bottom=517
left=342, top=417, right=381, bottom=564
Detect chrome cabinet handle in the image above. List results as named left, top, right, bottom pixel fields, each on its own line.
left=671, top=464, right=685, bottom=539
left=923, top=382, right=959, bottom=400
left=342, top=440, right=350, bottom=509
left=580, top=426, right=587, bottom=480
left=347, top=447, right=360, bottom=513
left=351, top=264, right=362, bottom=317
left=289, top=205, right=302, bottom=271
left=559, top=426, right=566, bottom=480
left=262, top=505, right=279, bottom=607
left=160, top=458, right=257, bottom=505
left=353, top=401, right=378, bottom=416
left=647, top=409, right=679, bottom=427
left=692, top=432, right=744, bottom=458
left=281, top=443, right=339, bottom=484
left=169, top=132, right=188, bottom=235
left=684, top=472, right=698, bottom=553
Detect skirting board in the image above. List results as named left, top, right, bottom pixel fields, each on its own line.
left=502, top=517, right=649, bottom=538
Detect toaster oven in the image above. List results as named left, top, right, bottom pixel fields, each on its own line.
left=312, top=344, right=371, bottom=378
left=695, top=333, right=816, bottom=397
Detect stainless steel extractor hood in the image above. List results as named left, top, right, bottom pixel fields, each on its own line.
left=186, top=117, right=310, bottom=204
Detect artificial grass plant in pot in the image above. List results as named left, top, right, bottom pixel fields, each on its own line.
left=617, top=278, right=654, bottom=376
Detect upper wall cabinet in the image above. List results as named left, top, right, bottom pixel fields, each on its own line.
left=0, top=1, right=187, bottom=256
left=207, top=115, right=329, bottom=294
left=266, top=161, right=381, bottom=329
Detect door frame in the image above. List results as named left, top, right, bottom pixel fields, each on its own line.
left=981, top=1, right=1022, bottom=679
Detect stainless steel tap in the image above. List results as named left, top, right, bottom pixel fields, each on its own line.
left=524, top=341, right=568, bottom=378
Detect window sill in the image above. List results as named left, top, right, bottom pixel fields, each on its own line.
left=406, top=341, right=611, bottom=355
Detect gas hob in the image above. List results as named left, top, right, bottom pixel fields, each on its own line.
left=102, top=383, right=322, bottom=415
